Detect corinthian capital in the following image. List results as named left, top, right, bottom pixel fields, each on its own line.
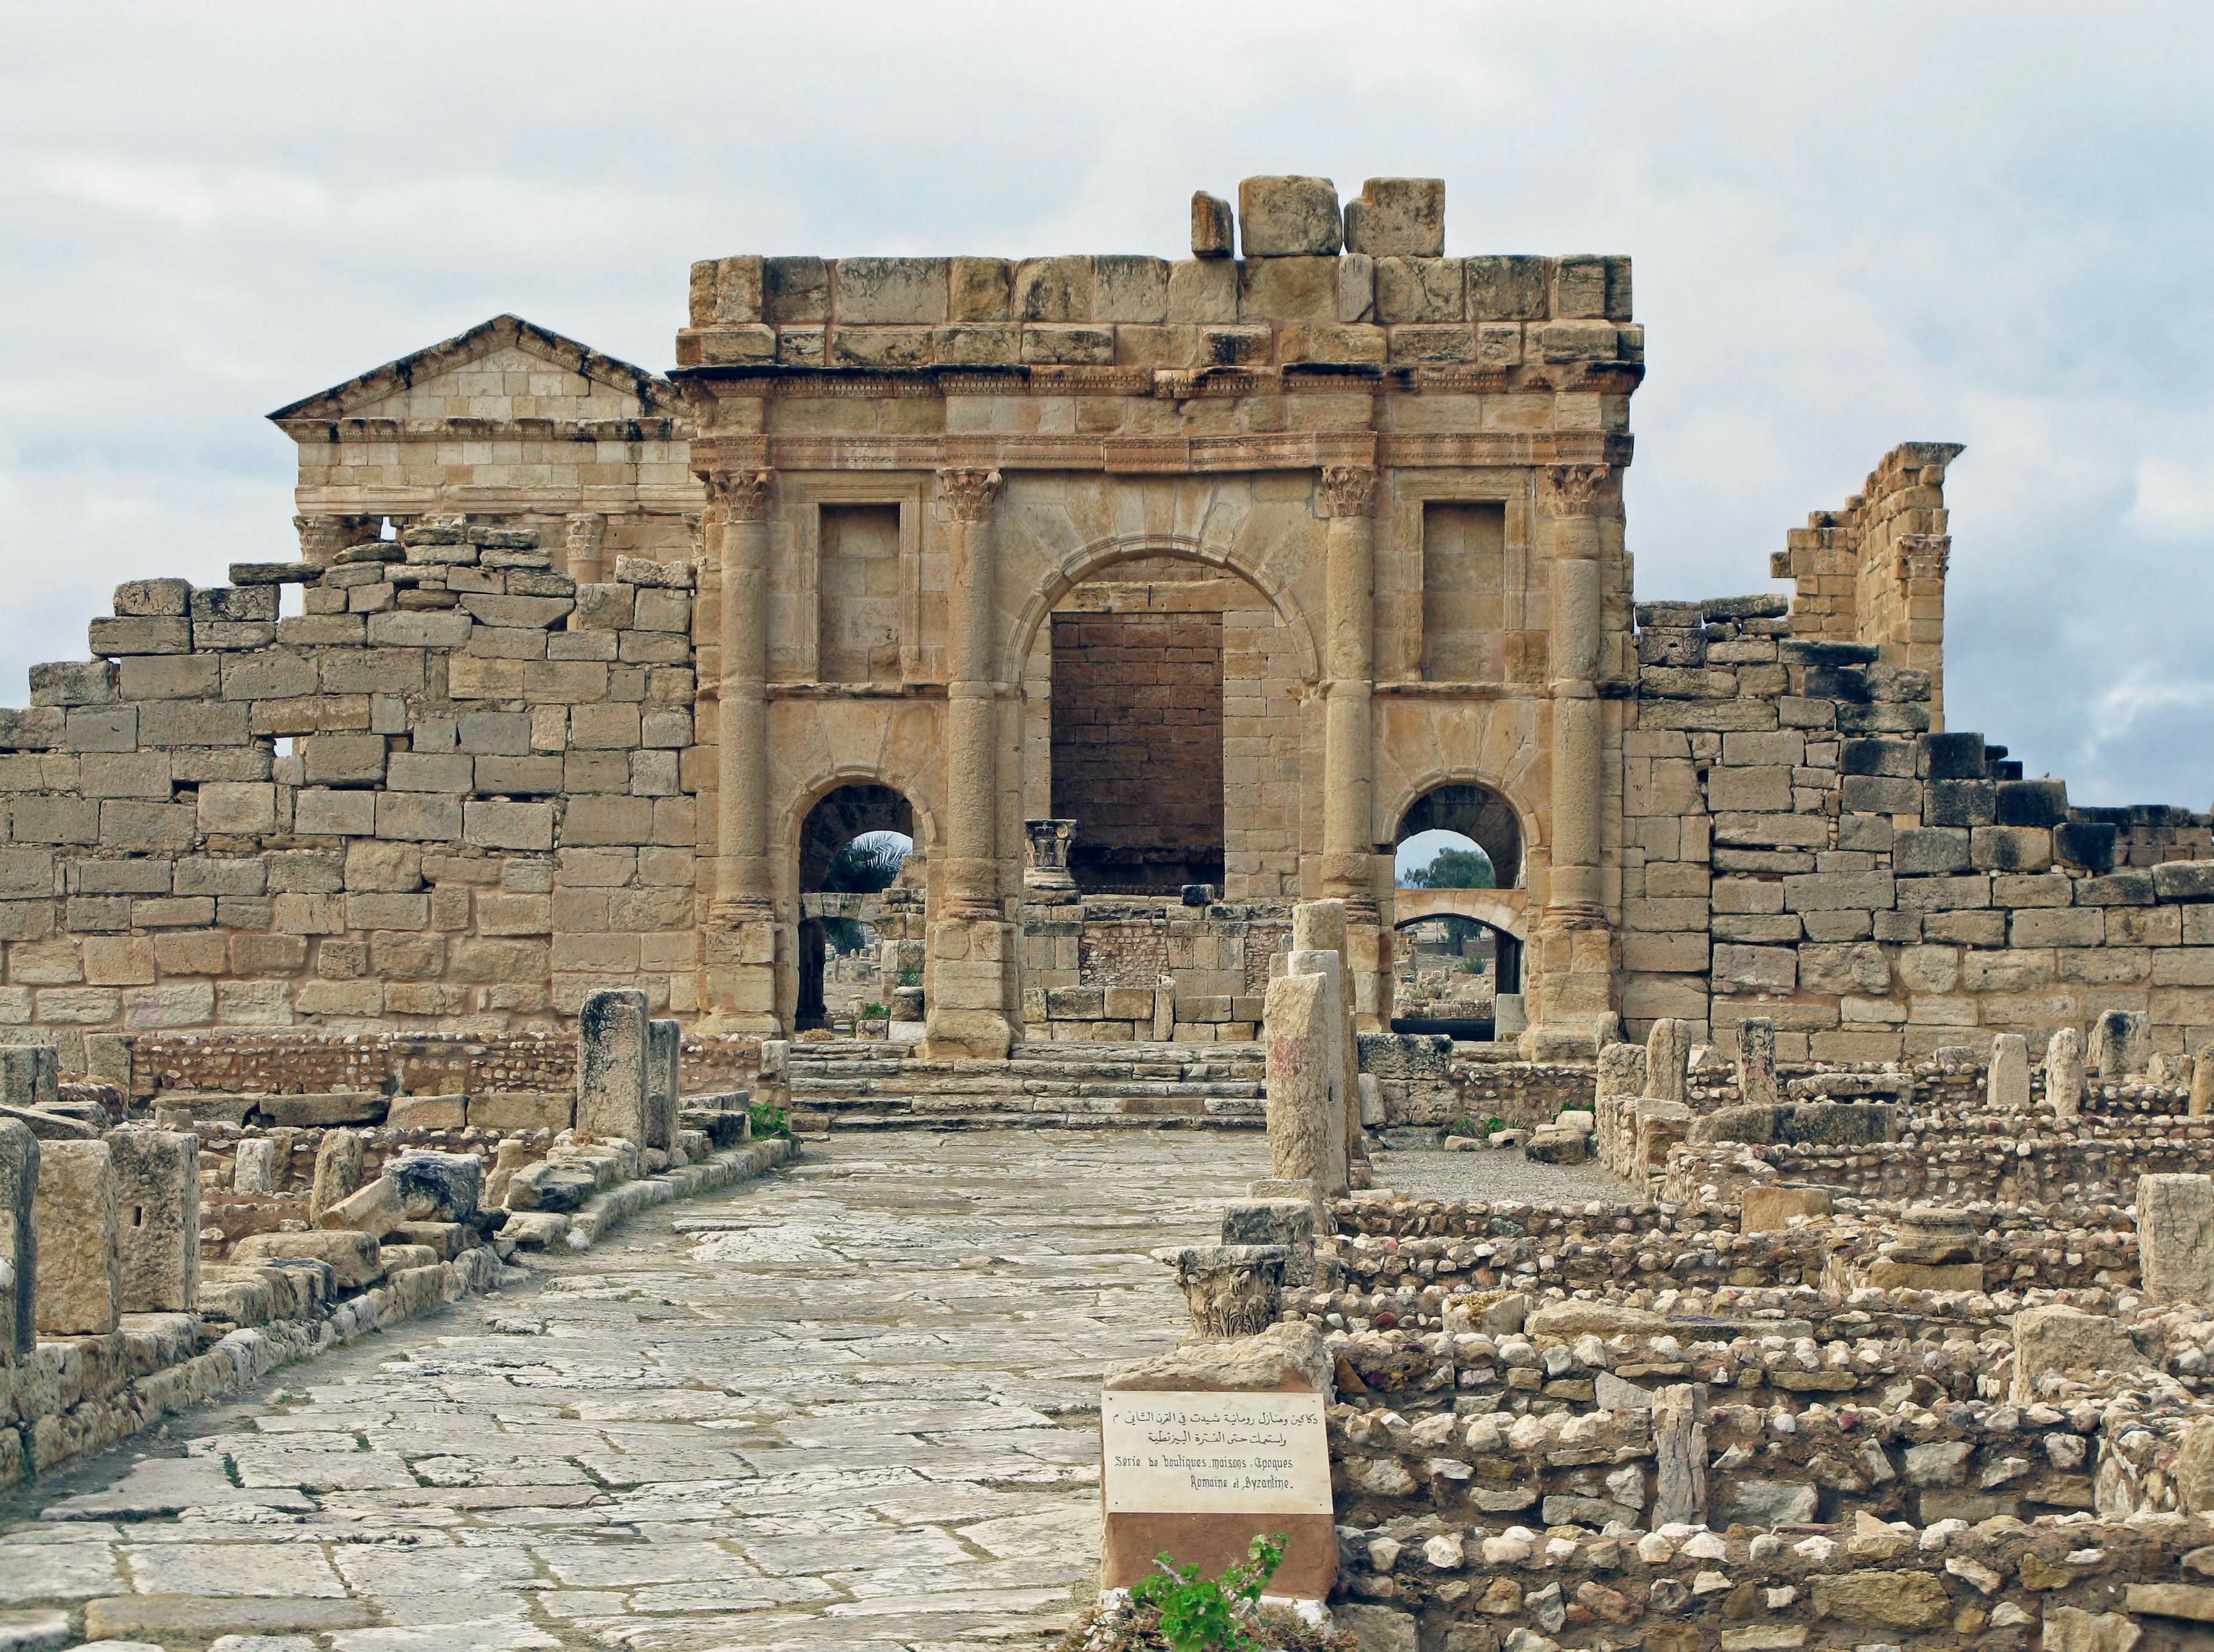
left=1319, top=464, right=1379, bottom=519
left=936, top=466, right=1003, bottom=523
left=702, top=468, right=773, bottom=522
left=1542, top=464, right=1610, bottom=516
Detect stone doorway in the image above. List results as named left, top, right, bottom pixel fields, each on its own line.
left=794, top=783, right=914, bottom=1032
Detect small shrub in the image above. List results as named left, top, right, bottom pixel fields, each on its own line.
left=1061, top=1534, right=1354, bottom=1651
left=747, top=1099, right=792, bottom=1140
left=861, top=1001, right=888, bottom=1020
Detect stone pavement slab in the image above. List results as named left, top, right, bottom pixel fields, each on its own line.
left=0, top=1130, right=1262, bottom=1649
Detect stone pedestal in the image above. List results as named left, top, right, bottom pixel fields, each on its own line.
left=110, top=1128, right=198, bottom=1313
left=1021, top=819, right=1078, bottom=897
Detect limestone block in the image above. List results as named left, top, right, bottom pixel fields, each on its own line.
left=108, top=1127, right=197, bottom=1312
left=34, top=1138, right=119, bottom=1336
left=317, top=1174, right=403, bottom=1240
left=310, top=1129, right=362, bottom=1223
left=832, top=257, right=947, bottom=324
left=2010, top=1304, right=2148, bottom=1403
left=1237, top=176, right=1342, bottom=257
left=390, top=1150, right=481, bottom=1223
left=1741, top=1185, right=1832, bottom=1232
left=1344, top=177, right=1444, bottom=258
left=576, top=987, right=649, bottom=1145
left=2139, top=1174, right=2214, bottom=1305
left=0, top=1045, right=58, bottom=1113
left=1167, top=258, right=1236, bottom=323
left=1190, top=193, right=1233, bottom=258
left=468, top=1091, right=572, bottom=1133
left=386, top=1096, right=465, bottom=1130
left=1990, top=1032, right=2031, bottom=1110
left=232, top=1228, right=382, bottom=1291
left=1645, top=1018, right=1690, bottom=1103
left=232, top=1137, right=277, bottom=1194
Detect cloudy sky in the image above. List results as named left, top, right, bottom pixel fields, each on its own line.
left=2, top=2, right=2209, bottom=806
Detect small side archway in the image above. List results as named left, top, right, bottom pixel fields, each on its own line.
left=1390, top=780, right=1531, bottom=1028
left=789, top=778, right=925, bottom=1031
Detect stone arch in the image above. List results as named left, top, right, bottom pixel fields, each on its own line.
left=776, top=765, right=940, bottom=887
left=1002, top=532, right=1321, bottom=686
left=1387, top=774, right=1533, bottom=890
left=776, top=768, right=937, bottom=1031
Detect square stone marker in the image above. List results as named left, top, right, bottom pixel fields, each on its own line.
left=1098, top=1389, right=1334, bottom=1598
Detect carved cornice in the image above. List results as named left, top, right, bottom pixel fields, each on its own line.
left=1318, top=465, right=1380, bottom=519
left=1542, top=463, right=1610, bottom=516
left=936, top=466, right=1003, bottom=523
left=701, top=468, right=773, bottom=523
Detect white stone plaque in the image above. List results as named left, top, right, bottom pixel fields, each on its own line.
left=1101, top=1390, right=1331, bottom=1515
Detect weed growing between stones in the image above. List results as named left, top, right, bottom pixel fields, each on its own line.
left=747, top=1097, right=792, bottom=1139
left=1061, top=1536, right=1354, bottom=1651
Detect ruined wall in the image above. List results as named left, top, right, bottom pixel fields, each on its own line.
left=0, top=530, right=703, bottom=1050
left=1619, top=523, right=2214, bottom=1058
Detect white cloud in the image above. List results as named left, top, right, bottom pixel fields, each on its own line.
left=0, top=0, right=2209, bottom=803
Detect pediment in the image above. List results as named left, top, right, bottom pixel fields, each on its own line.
left=269, top=315, right=680, bottom=424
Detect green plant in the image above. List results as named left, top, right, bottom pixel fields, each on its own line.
left=1447, top=1115, right=1477, bottom=1137
left=1400, top=846, right=1495, bottom=889
left=861, top=1001, right=888, bottom=1020
left=747, top=1099, right=792, bottom=1140
left=1129, top=1534, right=1286, bottom=1652
left=1482, top=1114, right=1505, bottom=1134
left=897, top=965, right=922, bottom=989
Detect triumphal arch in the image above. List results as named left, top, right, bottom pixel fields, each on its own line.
left=675, top=176, right=1632, bottom=1055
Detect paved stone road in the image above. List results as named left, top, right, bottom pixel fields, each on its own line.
left=0, top=1130, right=1268, bottom=1652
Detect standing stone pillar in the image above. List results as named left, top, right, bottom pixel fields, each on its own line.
left=699, top=467, right=782, bottom=1034
left=1262, top=971, right=1347, bottom=1196
left=0, top=1121, right=35, bottom=1359
left=1646, top=1017, right=1690, bottom=1104
left=2138, top=1174, right=2214, bottom=1306
left=647, top=1018, right=682, bottom=1152
left=311, top=1129, right=363, bottom=1223
left=1316, top=465, right=1388, bottom=1031
left=234, top=1137, right=277, bottom=1194
left=2047, top=1027, right=2085, bottom=1120
left=1292, top=899, right=1361, bottom=1176
left=577, top=988, right=650, bottom=1145
left=110, top=1128, right=198, bottom=1314
left=1734, top=1017, right=1778, bottom=1107
left=1990, top=1034, right=2031, bottom=1111
left=35, top=1138, right=120, bottom=1337
left=922, top=467, right=1015, bottom=1061
left=2091, top=1009, right=2148, bottom=1080
left=1652, top=1382, right=1708, bottom=1527
left=1529, top=464, right=1616, bottom=1051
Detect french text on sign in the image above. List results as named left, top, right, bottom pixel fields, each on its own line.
left=1101, top=1390, right=1331, bottom=1515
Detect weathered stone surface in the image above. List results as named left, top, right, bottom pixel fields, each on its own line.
left=108, top=1127, right=198, bottom=1312
left=1740, top=1184, right=1832, bottom=1232
left=1810, top=1569, right=1952, bottom=1630
left=1150, top=1244, right=1286, bottom=1338
left=575, top=987, right=649, bottom=1145
left=308, top=1129, right=361, bottom=1222
left=231, top=1228, right=382, bottom=1289
left=317, top=1174, right=402, bottom=1240
left=1264, top=970, right=1345, bottom=1195
left=2047, top=1025, right=2085, bottom=1118
left=33, top=1137, right=119, bottom=1334
left=2139, top=1173, right=2214, bottom=1305
left=2011, top=1304, right=2149, bottom=1402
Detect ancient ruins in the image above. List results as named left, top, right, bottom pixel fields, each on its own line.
left=0, top=174, right=2210, bottom=1651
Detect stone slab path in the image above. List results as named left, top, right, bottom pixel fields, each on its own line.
left=0, top=1130, right=1268, bottom=1652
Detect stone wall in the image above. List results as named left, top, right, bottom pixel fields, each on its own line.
left=0, top=534, right=702, bottom=1044
left=1620, top=583, right=2214, bottom=1059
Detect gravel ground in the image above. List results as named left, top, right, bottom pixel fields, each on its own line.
left=1365, top=1144, right=1633, bottom=1204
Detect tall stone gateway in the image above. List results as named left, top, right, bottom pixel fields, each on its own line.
left=676, top=176, right=1634, bottom=1054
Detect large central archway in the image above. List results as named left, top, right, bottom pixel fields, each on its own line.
left=1012, top=535, right=1320, bottom=902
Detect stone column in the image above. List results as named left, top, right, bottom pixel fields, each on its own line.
left=1528, top=464, right=1615, bottom=1053
left=1262, top=970, right=1348, bottom=1196
left=699, top=468, right=781, bottom=1033
left=563, top=512, right=607, bottom=584
left=922, top=467, right=1015, bottom=1060
left=1316, top=465, right=1387, bottom=1031
left=1990, top=1034, right=2031, bottom=1111
left=2047, top=1027, right=2084, bottom=1120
